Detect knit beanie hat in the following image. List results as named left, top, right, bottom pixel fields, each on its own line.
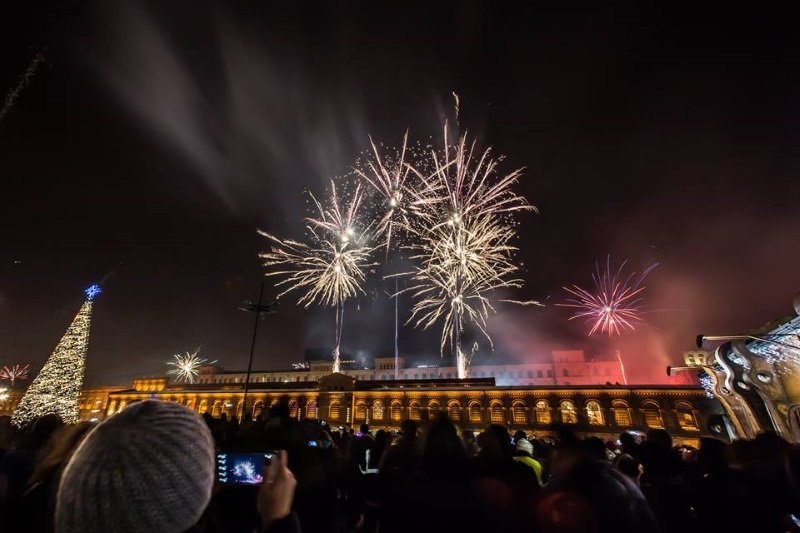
left=515, top=437, right=534, bottom=456
left=55, top=400, right=215, bottom=533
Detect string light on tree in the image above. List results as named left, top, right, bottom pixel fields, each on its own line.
left=11, top=284, right=101, bottom=427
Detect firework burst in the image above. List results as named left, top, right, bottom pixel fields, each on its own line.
left=259, top=180, right=376, bottom=372
left=0, top=364, right=30, bottom=387
left=398, top=124, right=538, bottom=377
left=352, top=131, right=415, bottom=255
left=559, top=257, right=658, bottom=336
left=167, top=348, right=215, bottom=384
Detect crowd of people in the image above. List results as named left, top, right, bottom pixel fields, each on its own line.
left=1, top=397, right=800, bottom=532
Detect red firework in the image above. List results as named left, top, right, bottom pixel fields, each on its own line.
left=0, top=364, right=30, bottom=387
left=559, top=257, right=658, bottom=336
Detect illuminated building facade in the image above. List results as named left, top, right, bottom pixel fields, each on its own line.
left=192, top=350, right=626, bottom=387
left=104, top=373, right=724, bottom=446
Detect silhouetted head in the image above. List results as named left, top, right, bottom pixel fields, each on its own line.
left=614, top=453, right=640, bottom=480
left=619, top=431, right=637, bottom=449
left=515, top=438, right=534, bottom=457
left=360, top=423, right=370, bottom=435
left=698, top=437, right=728, bottom=474
left=32, top=413, right=64, bottom=445
left=420, top=416, right=467, bottom=475
left=582, top=437, right=609, bottom=461
left=540, top=458, right=656, bottom=533
left=645, top=429, right=672, bottom=450
left=400, top=419, right=418, bottom=439
left=487, top=424, right=513, bottom=457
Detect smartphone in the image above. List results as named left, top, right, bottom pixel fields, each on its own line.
left=308, top=440, right=318, bottom=447
left=216, top=452, right=275, bottom=485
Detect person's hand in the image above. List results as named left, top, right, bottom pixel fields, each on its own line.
left=257, top=450, right=297, bottom=530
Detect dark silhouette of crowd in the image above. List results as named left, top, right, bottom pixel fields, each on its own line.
left=1, top=398, right=799, bottom=532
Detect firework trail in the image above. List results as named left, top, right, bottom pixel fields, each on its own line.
left=260, top=181, right=376, bottom=372
left=0, top=364, right=30, bottom=387
left=559, top=257, right=658, bottom=336
left=398, top=124, right=538, bottom=378
left=166, top=348, right=216, bottom=384
left=352, top=132, right=436, bottom=375
left=0, top=51, right=46, bottom=123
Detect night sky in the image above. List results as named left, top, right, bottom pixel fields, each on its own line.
left=1, top=2, right=798, bottom=386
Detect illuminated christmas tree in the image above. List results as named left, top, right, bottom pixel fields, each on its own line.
left=11, top=284, right=101, bottom=427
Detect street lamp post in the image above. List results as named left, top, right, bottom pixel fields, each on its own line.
left=697, top=334, right=799, bottom=351
left=239, top=281, right=278, bottom=422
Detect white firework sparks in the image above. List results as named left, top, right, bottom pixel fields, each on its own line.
left=166, top=348, right=215, bottom=384
left=352, top=131, right=436, bottom=255
left=259, top=180, right=376, bottom=372
left=398, top=124, right=538, bottom=378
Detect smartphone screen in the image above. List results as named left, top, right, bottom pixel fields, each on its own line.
left=216, top=452, right=275, bottom=485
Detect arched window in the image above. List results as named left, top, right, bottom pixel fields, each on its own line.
left=391, top=400, right=403, bottom=421
left=236, top=400, right=245, bottom=419
left=512, top=401, right=527, bottom=424
left=586, top=400, right=604, bottom=425
left=676, top=402, right=699, bottom=431
left=329, top=401, right=341, bottom=420
left=198, top=399, right=209, bottom=415
left=252, top=401, right=264, bottom=419
left=562, top=369, right=570, bottom=377
left=527, top=371, right=533, bottom=378
left=372, top=400, right=384, bottom=420
left=211, top=401, right=223, bottom=418
left=427, top=400, right=440, bottom=418
left=409, top=401, right=421, bottom=420
left=535, top=400, right=551, bottom=424
left=469, top=402, right=482, bottom=423
left=447, top=373, right=452, bottom=379
left=448, top=401, right=462, bottom=421
left=107, top=400, right=118, bottom=415
left=560, top=400, right=577, bottom=424
left=643, top=401, right=663, bottom=428
left=537, top=370, right=543, bottom=378
left=421, top=373, right=427, bottom=379
left=612, top=400, right=631, bottom=426
left=490, top=401, right=504, bottom=423
left=186, top=398, right=196, bottom=410
left=355, top=401, right=367, bottom=420
left=414, top=373, right=419, bottom=379
left=306, top=401, right=317, bottom=419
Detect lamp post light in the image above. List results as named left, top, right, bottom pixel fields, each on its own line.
left=697, top=334, right=799, bottom=351
left=238, top=281, right=278, bottom=422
